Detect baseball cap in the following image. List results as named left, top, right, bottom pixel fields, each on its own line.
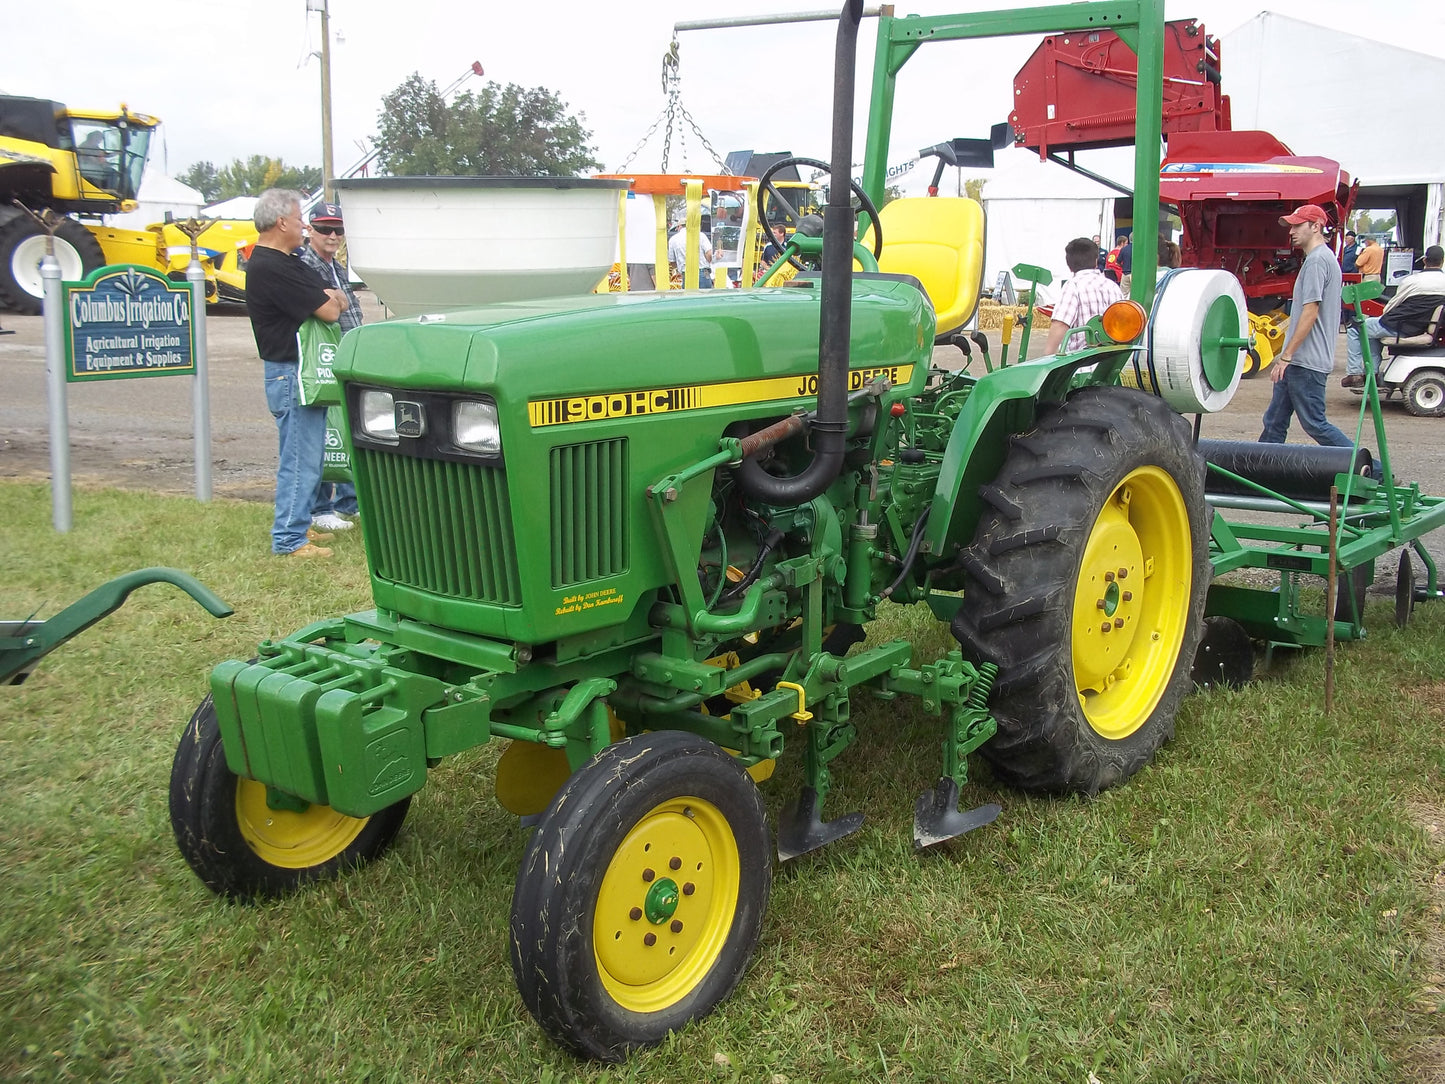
left=310, top=202, right=343, bottom=223
left=1279, top=205, right=1328, bottom=227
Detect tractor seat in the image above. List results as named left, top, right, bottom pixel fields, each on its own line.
left=1382, top=301, right=1445, bottom=355
left=860, top=197, right=986, bottom=337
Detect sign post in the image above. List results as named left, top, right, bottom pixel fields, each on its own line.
left=176, top=216, right=215, bottom=503
left=188, top=259, right=212, bottom=501
left=43, top=255, right=71, bottom=532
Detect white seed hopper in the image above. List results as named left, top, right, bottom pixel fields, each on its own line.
left=334, top=177, right=629, bottom=316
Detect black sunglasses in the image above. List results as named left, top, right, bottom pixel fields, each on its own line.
left=311, top=224, right=344, bottom=236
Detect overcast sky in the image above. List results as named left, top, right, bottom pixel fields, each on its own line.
left=8, top=0, right=1443, bottom=193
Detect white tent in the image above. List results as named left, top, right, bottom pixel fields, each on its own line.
left=1222, top=13, right=1445, bottom=246
left=201, top=195, right=260, bottom=222
left=965, top=150, right=1123, bottom=300
left=104, top=166, right=205, bottom=229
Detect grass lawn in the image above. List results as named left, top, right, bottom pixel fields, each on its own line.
left=2, top=481, right=1443, bottom=1082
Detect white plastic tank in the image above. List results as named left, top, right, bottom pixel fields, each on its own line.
left=334, top=177, right=628, bottom=315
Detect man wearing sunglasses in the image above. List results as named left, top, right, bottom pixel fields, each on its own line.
left=300, top=203, right=362, bottom=533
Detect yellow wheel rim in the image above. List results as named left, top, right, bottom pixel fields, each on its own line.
left=234, top=778, right=369, bottom=869
left=594, top=797, right=741, bottom=1013
left=1070, top=465, right=1192, bottom=740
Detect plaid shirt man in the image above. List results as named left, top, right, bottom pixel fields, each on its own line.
left=299, top=244, right=362, bottom=334
left=1051, top=268, right=1122, bottom=352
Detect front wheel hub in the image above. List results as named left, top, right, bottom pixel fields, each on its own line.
left=594, top=798, right=740, bottom=1012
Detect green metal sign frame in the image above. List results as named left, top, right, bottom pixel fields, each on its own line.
left=64, top=264, right=197, bottom=382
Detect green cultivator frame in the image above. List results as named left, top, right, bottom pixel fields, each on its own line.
left=162, top=0, right=1443, bottom=1063
left=2, top=567, right=230, bottom=686
left=1202, top=280, right=1445, bottom=669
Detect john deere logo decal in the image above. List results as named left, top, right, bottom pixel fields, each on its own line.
left=395, top=400, right=426, bottom=438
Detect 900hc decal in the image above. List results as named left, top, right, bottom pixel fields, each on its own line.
left=528, top=365, right=912, bottom=428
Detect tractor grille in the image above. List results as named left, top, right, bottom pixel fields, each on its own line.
left=355, top=448, right=522, bottom=605
left=550, top=438, right=629, bottom=587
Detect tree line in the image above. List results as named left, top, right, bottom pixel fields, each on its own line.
left=177, top=75, right=599, bottom=201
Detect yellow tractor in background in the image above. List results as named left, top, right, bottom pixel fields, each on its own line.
left=0, top=95, right=162, bottom=311
left=0, top=95, right=252, bottom=312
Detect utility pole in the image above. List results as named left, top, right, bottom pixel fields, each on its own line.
left=308, top=0, right=336, bottom=201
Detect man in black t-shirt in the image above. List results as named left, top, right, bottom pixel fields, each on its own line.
left=246, top=188, right=348, bottom=557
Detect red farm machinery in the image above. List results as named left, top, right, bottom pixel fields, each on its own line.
left=1008, top=18, right=1357, bottom=375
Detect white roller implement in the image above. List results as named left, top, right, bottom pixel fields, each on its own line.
left=1127, top=269, right=1248, bottom=414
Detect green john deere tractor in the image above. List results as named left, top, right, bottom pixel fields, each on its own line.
left=165, top=0, right=1445, bottom=1062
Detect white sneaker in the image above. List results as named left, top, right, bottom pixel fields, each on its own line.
left=312, top=513, right=355, bottom=532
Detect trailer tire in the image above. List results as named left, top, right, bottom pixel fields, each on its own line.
left=0, top=213, right=105, bottom=314
left=510, top=731, right=771, bottom=1062
left=952, top=387, right=1209, bottom=794
left=169, top=695, right=409, bottom=901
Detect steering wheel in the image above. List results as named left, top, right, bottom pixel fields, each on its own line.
left=756, top=156, right=883, bottom=272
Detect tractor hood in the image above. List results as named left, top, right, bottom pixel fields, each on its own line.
left=332, top=279, right=935, bottom=407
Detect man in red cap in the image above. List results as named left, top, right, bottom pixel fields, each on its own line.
left=1258, top=204, right=1352, bottom=447
left=300, top=201, right=361, bottom=532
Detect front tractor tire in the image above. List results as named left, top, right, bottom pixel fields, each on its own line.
left=953, top=387, right=1209, bottom=794
left=0, top=211, right=105, bottom=314
left=510, top=731, right=772, bottom=1062
left=169, top=696, right=410, bottom=901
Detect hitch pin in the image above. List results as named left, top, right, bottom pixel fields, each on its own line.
left=775, top=681, right=813, bottom=724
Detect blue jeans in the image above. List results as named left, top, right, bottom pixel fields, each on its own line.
left=314, top=482, right=358, bottom=517
left=264, top=360, right=328, bottom=553
left=1258, top=365, right=1353, bottom=447
left=1345, top=315, right=1390, bottom=376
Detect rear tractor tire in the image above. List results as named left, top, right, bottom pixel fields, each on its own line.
left=510, top=731, right=771, bottom=1062
left=953, top=387, right=1210, bottom=794
left=169, top=696, right=410, bottom=901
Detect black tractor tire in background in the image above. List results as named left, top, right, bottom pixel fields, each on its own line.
left=953, top=387, right=1211, bottom=794
left=0, top=211, right=106, bottom=314
left=169, top=695, right=410, bottom=901
left=510, top=731, right=772, bottom=1062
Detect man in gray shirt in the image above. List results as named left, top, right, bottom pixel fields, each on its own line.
left=1259, top=204, right=1352, bottom=447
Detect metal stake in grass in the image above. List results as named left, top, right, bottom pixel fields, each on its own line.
left=1325, top=484, right=1338, bottom=714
